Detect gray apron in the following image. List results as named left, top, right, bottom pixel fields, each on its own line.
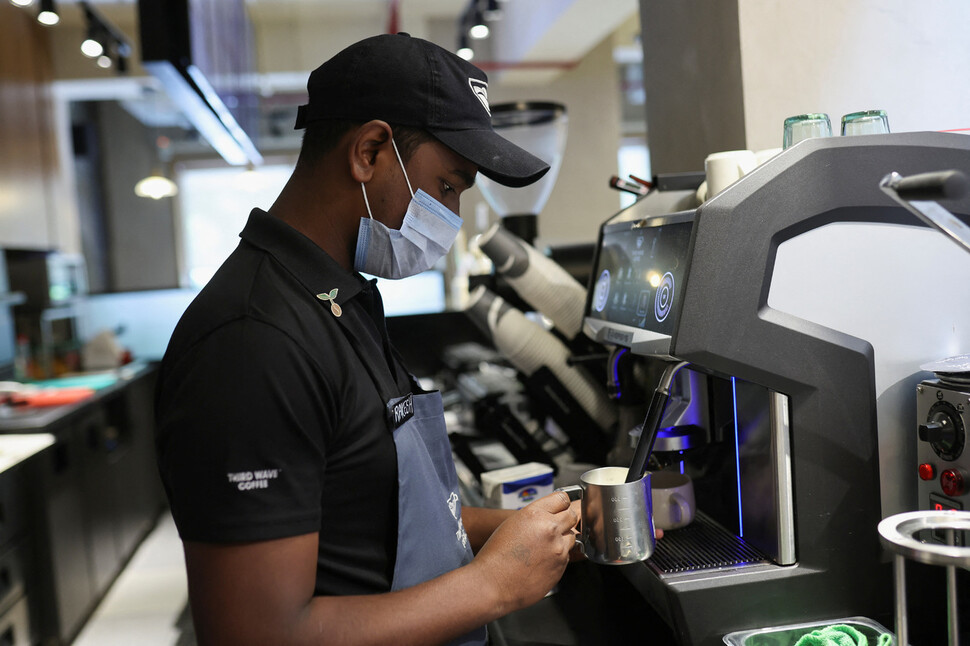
left=335, top=299, right=488, bottom=646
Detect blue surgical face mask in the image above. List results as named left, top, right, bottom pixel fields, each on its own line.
left=354, top=139, right=463, bottom=280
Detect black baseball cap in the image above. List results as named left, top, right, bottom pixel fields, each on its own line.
left=294, top=33, right=550, bottom=188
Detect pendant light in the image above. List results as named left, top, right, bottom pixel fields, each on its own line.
left=134, top=171, right=178, bottom=200
left=135, top=134, right=178, bottom=200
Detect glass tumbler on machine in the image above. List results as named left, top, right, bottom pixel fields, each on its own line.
left=841, top=109, right=890, bottom=135
left=782, top=113, right=832, bottom=148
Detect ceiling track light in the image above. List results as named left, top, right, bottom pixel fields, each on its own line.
left=81, top=33, right=104, bottom=58
left=10, top=0, right=34, bottom=8
left=81, top=12, right=106, bottom=58
left=36, top=0, right=58, bottom=25
left=469, top=16, right=489, bottom=40
left=457, top=0, right=492, bottom=58
left=79, top=1, right=131, bottom=73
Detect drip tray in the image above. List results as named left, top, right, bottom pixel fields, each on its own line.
left=648, top=511, right=771, bottom=575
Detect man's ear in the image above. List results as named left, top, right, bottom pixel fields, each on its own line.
left=349, top=120, right=393, bottom=184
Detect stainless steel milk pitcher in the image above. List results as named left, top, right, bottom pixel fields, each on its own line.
left=559, top=466, right=655, bottom=565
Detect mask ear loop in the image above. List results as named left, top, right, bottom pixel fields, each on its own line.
left=361, top=137, right=412, bottom=220
left=360, top=183, right=374, bottom=219
left=390, top=138, right=414, bottom=197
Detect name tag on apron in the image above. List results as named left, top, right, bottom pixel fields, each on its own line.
left=387, top=393, right=414, bottom=429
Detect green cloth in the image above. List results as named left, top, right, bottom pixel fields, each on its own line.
left=793, top=624, right=893, bottom=646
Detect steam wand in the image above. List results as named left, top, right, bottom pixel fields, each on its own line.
left=625, top=360, right=689, bottom=483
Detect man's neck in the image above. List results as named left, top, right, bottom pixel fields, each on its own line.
left=268, top=168, right=358, bottom=271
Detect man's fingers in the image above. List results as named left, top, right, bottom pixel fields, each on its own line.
left=531, top=491, right=573, bottom=513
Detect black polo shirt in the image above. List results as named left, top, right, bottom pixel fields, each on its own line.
left=155, top=208, right=412, bottom=596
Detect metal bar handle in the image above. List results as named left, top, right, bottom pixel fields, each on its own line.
left=883, top=169, right=969, bottom=201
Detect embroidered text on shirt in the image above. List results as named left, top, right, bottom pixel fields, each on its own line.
left=227, top=469, right=281, bottom=491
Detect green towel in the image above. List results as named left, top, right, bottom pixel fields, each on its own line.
left=793, top=624, right=893, bottom=646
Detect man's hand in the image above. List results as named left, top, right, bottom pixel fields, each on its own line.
left=468, top=492, right=578, bottom=614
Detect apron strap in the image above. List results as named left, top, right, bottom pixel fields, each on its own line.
left=388, top=344, right=428, bottom=394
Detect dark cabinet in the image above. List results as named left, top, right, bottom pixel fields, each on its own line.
left=79, top=407, right=121, bottom=595
left=24, top=366, right=165, bottom=645
left=0, top=466, right=32, bottom=646
left=103, top=382, right=159, bottom=561
left=35, top=429, right=91, bottom=644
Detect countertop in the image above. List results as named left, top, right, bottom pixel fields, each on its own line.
left=0, top=362, right=156, bottom=432
left=0, top=432, right=54, bottom=475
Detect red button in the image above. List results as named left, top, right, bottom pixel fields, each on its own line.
left=918, top=463, right=935, bottom=481
left=941, top=469, right=965, bottom=497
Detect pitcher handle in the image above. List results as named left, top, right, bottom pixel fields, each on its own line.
left=555, top=486, right=586, bottom=555
left=556, top=485, right=583, bottom=502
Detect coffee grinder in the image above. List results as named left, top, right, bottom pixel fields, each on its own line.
left=476, top=102, right=567, bottom=245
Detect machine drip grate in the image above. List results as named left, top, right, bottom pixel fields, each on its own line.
left=648, top=511, right=771, bottom=574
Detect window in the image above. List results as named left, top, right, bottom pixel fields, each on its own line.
left=174, top=162, right=448, bottom=316
left=176, top=163, right=292, bottom=288
left=617, top=137, right=651, bottom=209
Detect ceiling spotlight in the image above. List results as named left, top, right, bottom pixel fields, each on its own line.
left=81, top=5, right=105, bottom=57
left=81, top=18, right=105, bottom=58
left=457, top=34, right=474, bottom=61
left=81, top=37, right=104, bottom=58
left=37, top=0, right=59, bottom=25
left=469, top=22, right=489, bottom=39
left=97, top=54, right=112, bottom=69
left=10, top=0, right=34, bottom=7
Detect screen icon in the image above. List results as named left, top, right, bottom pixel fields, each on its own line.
left=593, top=270, right=611, bottom=312
left=654, top=272, right=675, bottom=322
left=637, top=290, right=650, bottom=316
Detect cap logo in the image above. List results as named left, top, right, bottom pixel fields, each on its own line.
left=468, top=78, right=490, bottom=116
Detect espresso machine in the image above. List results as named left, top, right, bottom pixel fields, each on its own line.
left=583, top=132, right=970, bottom=645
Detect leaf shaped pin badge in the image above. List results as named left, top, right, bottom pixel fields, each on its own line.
left=315, top=289, right=342, bottom=317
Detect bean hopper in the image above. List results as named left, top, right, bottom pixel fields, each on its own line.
left=476, top=102, right=567, bottom=245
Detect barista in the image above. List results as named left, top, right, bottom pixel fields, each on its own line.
left=154, top=33, right=579, bottom=646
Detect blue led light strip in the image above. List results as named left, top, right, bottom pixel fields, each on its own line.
left=611, top=348, right=628, bottom=399
left=731, top=376, right=744, bottom=537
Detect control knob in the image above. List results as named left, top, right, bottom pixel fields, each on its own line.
left=919, top=401, right=965, bottom=462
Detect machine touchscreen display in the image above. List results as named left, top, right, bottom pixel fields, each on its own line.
left=586, top=216, right=694, bottom=335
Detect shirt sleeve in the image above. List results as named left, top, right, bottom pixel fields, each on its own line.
left=156, top=317, right=334, bottom=543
